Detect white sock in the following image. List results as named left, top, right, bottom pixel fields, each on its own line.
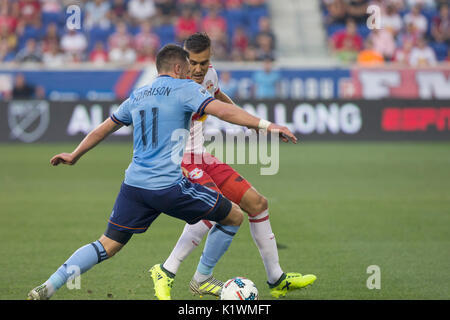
left=249, top=209, right=284, bottom=284
left=43, top=280, right=56, bottom=298
left=163, top=220, right=214, bottom=275
left=193, top=270, right=211, bottom=283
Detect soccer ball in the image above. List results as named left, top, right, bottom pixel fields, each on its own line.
left=220, top=277, right=259, bottom=300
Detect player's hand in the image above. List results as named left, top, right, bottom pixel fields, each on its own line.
left=267, top=124, right=298, bottom=144
left=50, top=153, right=78, bottom=166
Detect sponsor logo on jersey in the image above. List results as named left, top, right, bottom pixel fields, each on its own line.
left=205, top=80, right=214, bottom=93
left=188, top=168, right=204, bottom=180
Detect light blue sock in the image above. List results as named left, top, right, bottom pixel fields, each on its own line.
left=46, top=240, right=108, bottom=293
left=196, top=224, right=239, bottom=279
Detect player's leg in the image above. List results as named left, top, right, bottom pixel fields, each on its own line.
left=161, top=164, right=220, bottom=276
left=27, top=232, right=130, bottom=300
left=27, top=182, right=154, bottom=300
left=212, top=158, right=317, bottom=296
left=190, top=201, right=243, bottom=297
left=156, top=177, right=243, bottom=298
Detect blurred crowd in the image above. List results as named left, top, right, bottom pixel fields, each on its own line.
left=322, top=0, right=450, bottom=66
left=0, top=0, right=276, bottom=66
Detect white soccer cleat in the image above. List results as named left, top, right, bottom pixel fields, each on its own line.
left=27, top=284, right=50, bottom=300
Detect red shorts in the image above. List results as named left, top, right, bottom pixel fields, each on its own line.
left=181, top=152, right=252, bottom=205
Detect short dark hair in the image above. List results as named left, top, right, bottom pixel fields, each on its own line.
left=156, top=44, right=189, bottom=73
left=184, top=32, right=211, bottom=54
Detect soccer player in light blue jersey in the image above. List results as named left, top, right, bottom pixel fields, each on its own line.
left=27, top=44, right=297, bottom=300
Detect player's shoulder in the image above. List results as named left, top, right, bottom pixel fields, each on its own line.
left=206, top=65, right=218, bottom=79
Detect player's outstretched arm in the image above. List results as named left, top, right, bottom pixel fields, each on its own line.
left=215, top=90, right=235, bottom=105
left=50, top=118, right=122, bottom=166
left=203, top=100, right=297, bottom=144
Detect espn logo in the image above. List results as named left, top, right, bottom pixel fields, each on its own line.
left=381, top=107, right=450, bottom=132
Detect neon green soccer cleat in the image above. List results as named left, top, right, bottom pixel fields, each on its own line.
left=189, top=276, right=223, bottom=298
left=269, top=273, right=317, bottom=298
left=149, top=264, right=174, bottom=300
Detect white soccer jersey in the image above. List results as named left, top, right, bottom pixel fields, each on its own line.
left=185, top=66, right=220, bottom=154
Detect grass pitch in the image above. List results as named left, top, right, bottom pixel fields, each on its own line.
left=0, top=142, right=449, bottom=300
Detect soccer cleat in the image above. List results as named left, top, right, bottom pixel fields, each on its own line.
left=269, top=273, right=317, bottom=298
left=149, top=264, right=174, bottom=300
left=27, top=284, right=49, bottom=300
left=189, top=276, right=223, bottom=298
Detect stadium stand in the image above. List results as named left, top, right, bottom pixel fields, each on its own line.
left=321, top=0, right=450, bottom=65
left=0, top=0, right=276, bottom=65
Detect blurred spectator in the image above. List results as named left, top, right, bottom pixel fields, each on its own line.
left=108, top=21, right=133, bottom=50
left=219, top=70, right=238, bottom=99
left=403, top=4, right=428, bottom=36
left=15, top=38, right=42, bottom=63
left=175, top=7, right=199, bottom=42
left=42, top=41, right=66, bottom=67
left=209, top=29, right=229, bottom=61
left=369, top=28, right=396, bottom=60
left=346, top=0, right=369, bottom=24
left=323, top=0, right=347, bottom=25
left=255, top=16, right=276, bottom=50
left=110, top=0, right=130, bottom=24
left=201, top=7, right=227, bottom=35
left=135, top=21, right=160, bottom=52
left=89, top=41, right=109, bottom=64
left=128, top=0, right=157, bottom=25
left=223, top=0, right=246, bottom=36
left=357, top=38, right=384, bottom=66
left=137, top=45, right=156, bottom=63
left=255, top=33, right=275, bottom=61
left=0, top=42, right=14, bottom=62
left=60, top=29, right=88, bottom=62
left=330, top=19, right=363, bottom=54
left=392, top=38, right=414, bottom=65
left=232, top=26, right=249, bottom=55
left=252, top=58, right=280, bottom=99
left=17, top=0, right=41, bottom=26
left=431, top=4, right=449, bottom=44
left=244, top=44, right=258, bottom=61
left=397, top=21, right=421, bottom=47
left=109, top=42, right=137, bottom=64
left=429, top=33, right=448, bottom=62
left=41, top=22, right=60, bottom=53
left=0, top=0, right=18, bottom=33
left=409, top=37, right=437, bottom=66
left=178, top=0, right=201, bottom=13
left=154, top=0, right=177, bottom=18
left=381, top=3, right=403, bottom=36
left=0, top=23, right=16, bottom=52
left=12, top=73, right=42, bottom=99
left=84, top=0, right=111, bottom=30
left=40, top=0, right=61, bottom=14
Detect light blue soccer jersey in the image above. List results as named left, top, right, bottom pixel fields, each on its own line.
left=111, top=75, right=215, bottom=190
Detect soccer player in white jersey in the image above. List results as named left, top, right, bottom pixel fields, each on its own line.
left=150, top=33, right=316, bottom=300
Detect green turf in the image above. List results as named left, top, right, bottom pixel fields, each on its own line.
left=0, top=142, right=449, bottom=300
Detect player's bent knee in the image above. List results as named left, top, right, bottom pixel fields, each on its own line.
left=220, top=202, right=243, bottom=226
left=247, top=194, right=269, bottom=217
left=99, top=234, right=125, bottom=258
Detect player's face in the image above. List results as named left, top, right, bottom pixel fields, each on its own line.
left=187, top=47, right=211, bottom=84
